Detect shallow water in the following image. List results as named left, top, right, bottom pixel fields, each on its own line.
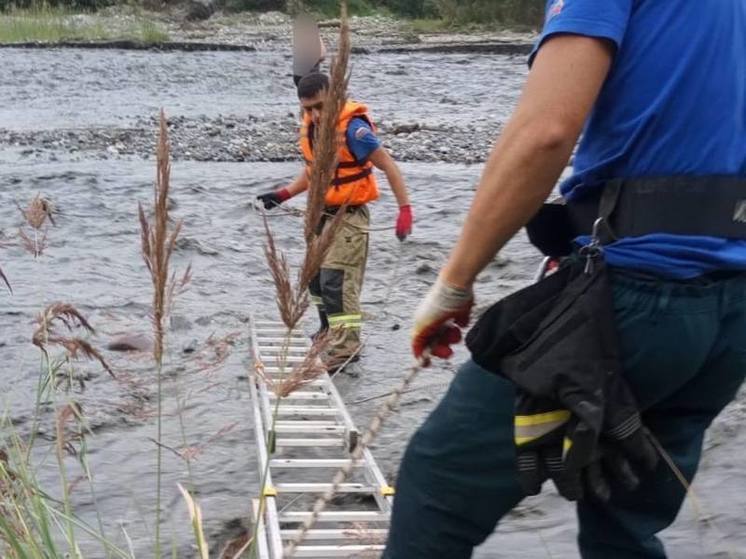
left=0, top=47, right=744, bottom=558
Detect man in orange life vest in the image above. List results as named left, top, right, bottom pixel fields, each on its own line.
left=257, top=73, right=413, bottom=371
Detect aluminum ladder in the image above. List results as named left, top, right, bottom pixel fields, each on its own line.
left=249, top=316, right=394, bottom=558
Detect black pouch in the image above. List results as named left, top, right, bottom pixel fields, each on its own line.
left=465, top=255, right=620, bottom=412
left=525, top=201, right=577, bottom=257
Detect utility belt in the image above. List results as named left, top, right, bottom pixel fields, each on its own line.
left=526, top=175, right=746, bottom=257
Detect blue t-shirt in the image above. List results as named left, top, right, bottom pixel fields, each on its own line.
left=346, top=117, right=381, bottom=162
left=532, top=0, right=746, bottom=279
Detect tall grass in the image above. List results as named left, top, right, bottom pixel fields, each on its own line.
left=0, top=4, right=170, bottom=44
left=1, top=196, right=122, bottom=558
left=432, top=0, right=544, bottom=26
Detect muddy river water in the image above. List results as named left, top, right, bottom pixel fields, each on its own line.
left=0, top=47, right=744, bottom=558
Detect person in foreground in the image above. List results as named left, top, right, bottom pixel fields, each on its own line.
left=258, top=73, right=413, bottom=372
left=384, top=1, right=746, bottom=558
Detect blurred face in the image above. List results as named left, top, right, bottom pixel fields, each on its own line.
left=301, top=91, right=325, bottom=125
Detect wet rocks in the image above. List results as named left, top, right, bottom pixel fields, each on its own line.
left=0, top=115, right=498, bottom=164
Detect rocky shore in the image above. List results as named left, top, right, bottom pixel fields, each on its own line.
left=0, top=9, right=534, bottom=164
left=1, top=113, right=498, bottom=164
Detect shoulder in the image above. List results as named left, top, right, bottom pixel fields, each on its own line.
left=347, top=117, right=377, bottom=141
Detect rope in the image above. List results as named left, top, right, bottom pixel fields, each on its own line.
left=251, top=200, right=396, bottom=233
left=649, top=434, right=741, bottom=559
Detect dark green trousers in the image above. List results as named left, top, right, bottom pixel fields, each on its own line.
left=384, top=270, right=746, bottom=558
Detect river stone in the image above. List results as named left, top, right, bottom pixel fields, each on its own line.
left=107, top=333, right=153, bottom=353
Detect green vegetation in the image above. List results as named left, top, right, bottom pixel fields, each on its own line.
left=0, top=4, right=169, bottom=43
left=294, top=0, right=545, bottom=26
left=2, top=0, right=544, bottom=29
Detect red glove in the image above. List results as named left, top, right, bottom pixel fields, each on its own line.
left=412, top=278, right=474, bottom=364
left=396, top=205, right=413, bottom=241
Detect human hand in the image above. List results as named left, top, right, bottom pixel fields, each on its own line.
left=256, top=187, right=291, bottom=210
left=411, top=277, right=473, bottom=364
left=396, top=205, right=413, bottom=241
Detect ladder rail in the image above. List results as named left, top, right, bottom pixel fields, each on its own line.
left=249, top=314, right=393, bottom=558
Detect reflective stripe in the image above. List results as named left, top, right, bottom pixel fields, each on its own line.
left=514, top=410, right=570, bottom=446
left=310, top=295, right=324, bottom=306
left=328, top=314, right=362, bottom=325
left=514, top=410, right=570, bottom=427
left=563, top=437, right=573, bottom=457
left=330, top=323, right=362, bottom=330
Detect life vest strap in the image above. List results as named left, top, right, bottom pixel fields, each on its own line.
left=331, top=168, right=373, bottom=187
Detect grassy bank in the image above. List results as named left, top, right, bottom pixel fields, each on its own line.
left=0, top=5, right=168, bottom=43
left=2, top=0, right=545, bottom=29
left=251, top=0, right=545, bottom=27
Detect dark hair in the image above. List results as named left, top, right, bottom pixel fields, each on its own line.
left=297, top=72, right=329, bottom=99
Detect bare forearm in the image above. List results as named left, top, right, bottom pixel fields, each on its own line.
left=369, top=147, right=410, bottom=207
left=384, top=164, right=410, bottom=207
left=286, top=172, right=310, bottom=197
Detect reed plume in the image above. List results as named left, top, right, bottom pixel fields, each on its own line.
left=17, top=194, right=54, bottom=258
left=32, top=302, right=114, bottom=378
left=138, top=110, right=184, bottom=364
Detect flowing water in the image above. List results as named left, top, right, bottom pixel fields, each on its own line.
left=0, top=47, right=744, bottom=558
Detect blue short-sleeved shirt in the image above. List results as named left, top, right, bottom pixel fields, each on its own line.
left=346, top=117, right=381, bottom=162
left=532, top=0, right=746, bottom=279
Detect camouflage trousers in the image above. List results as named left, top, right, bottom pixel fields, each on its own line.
left=309, top=205, right=369, bottom=358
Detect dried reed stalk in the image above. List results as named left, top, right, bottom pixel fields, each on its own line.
left=263, top=0, right=352, bottom=329
left=17, top=194, right=54, bottom=257
left=0, top=264, right=11, bottom=294
left=138, top=109, right=184, bottom=364
left=262, top=215, right=308, bottom=330
left=303, top=2, right=351, bottom=245
left=32, top=303, right=114, bottom=378
left=54, top=402, right=83, bottom=462
left=17, top=194, right=55, bottom=230
left=254, top=332, right=330, bottom=398
left=138, top=109, right=185, bottom=558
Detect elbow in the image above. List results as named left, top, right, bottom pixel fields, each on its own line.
left=514, top=116, right=581, bottom=155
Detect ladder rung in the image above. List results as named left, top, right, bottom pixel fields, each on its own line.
left=256, top=337, right=308, bottom=344
left=280, top=528, right=388, bottom=540
left=272, top=424, right=345, bottom=433
left=270, top=459, right=363, bottom=468
left=262, top=355, right=312, bottom=363
left=275, top=483, right=376, bottom=493
left=279, top=511, right=389, bottom=522
left=292, top=545, right=386, bottom=557
left=258, top=345, right=308, bottom=352
left=275, top=438, right=346, bottom=448
left=260, top=379, right=327, bottom=388
left=276, top=407, right=337, bottom=416
left=268, top=392, right=329, bottom=400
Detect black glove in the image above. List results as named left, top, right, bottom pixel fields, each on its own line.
left=257, top=187, right=290, bottom=210
left=514, top=382, right=658, bottom=502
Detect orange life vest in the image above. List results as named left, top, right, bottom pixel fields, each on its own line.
left=300, top=101, right=380, bottom=207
